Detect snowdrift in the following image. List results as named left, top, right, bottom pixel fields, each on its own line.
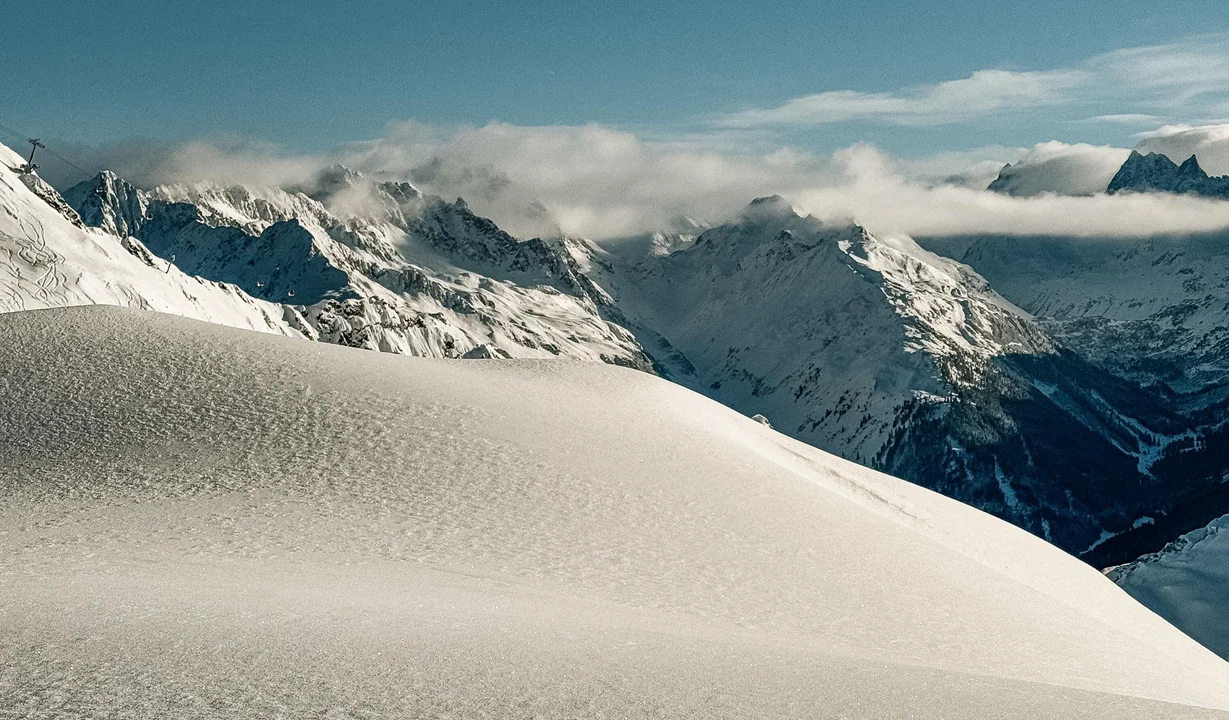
left=1, top=306, right=1227, bottom=718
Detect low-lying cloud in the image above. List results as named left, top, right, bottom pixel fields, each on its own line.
left=1135, top=124, right=1229, bottom=175
left=985, top=141, right=1130, bottom=197
left=27, top=120, right=1229, bottom=242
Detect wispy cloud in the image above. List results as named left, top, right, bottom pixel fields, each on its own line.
left=717, top=34, right=1229, bottom=129
left=717, top=70, right=1083, bottom=128
left=1081, top=114, right=1167, bottom=126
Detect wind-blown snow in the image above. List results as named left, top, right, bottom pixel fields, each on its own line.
left=1, top=306, right=1226, bottom=718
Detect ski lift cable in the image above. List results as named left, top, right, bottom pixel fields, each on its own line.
left=0, top=119, right=99, bottom=180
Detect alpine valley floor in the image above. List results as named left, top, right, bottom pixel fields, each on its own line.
left=1, top=306, right=1227, bottom=718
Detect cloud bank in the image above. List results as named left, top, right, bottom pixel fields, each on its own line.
left=986, top=142, right=1131, bottom=197
left=1135, top=124, right=1229, bottom=175
left=35, top=120, right=1229, bottom=242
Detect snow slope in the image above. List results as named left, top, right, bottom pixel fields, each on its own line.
left=1110, top=515, right=1229, bottom=660
left=2, top=305, right=1225, bottom=718
left=586, top=197, right=1190, bottom=554
left=0, top=142, right=307, bottom=337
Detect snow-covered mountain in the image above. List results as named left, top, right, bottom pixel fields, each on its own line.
left=918, top=231, right=1229, bottom=564
left=61, top=163, right=651, bottom=366
left=1108, top=150, right=1229, bottom=197
left=1110, top=514, right=1229, bottom=660
left=0, top=142, right=311, bottom=338
left=2, top=305, right=1226, bottom=717
left=920, top=232, right=1229, bottom=400
left=578, top=197, right=1196, bottom=555
left=15, top=135, right=1229, bottom=563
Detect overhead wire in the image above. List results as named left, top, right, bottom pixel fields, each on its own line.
left=0, top=119, right=100, bottom=182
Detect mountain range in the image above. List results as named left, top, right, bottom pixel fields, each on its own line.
left=5, top=138, right=1229, bottom=662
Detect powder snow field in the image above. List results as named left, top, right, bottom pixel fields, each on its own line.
left=1110, top=515, right=1229, bottom=660
left=1, top=306, right=1227, bottom=718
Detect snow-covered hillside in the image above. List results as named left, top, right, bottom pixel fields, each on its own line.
left=586, top=197, right=1192, bottom=554
left=0, top=141, right=309, bottom=336
left=1, top=305, right=1226, bottom=718
left=1110, top=515, right=1229, bottom=660
left=62, top=165, right=650, bottom=365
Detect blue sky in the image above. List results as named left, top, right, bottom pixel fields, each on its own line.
left=3, top=0, right=1229, bottom=156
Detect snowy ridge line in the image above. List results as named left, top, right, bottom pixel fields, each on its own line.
left=4, top=136, right=654, bottom=369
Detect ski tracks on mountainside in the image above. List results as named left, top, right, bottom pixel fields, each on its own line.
left=0, top=214, right=67, bottom=312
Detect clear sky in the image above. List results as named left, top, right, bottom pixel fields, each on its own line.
left=3, top=0, right=1229, bottom=156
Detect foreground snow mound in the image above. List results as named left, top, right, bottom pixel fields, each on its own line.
left=1110, top=515, right=1229, bottom=660
left=1, top=306, right=1227, bottom=718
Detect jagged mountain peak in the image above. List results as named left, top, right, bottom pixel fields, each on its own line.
left=62, top=170, right=144, bottom=236
left=1177, top=154, right=1204, bottom=176
left=735, top=195, right=832, bottom=230
left=1107, top=150, right=1229, bottom=197
left=294, top=164, right=423, bottom=226
left=45, top=149, right=650, bottom=369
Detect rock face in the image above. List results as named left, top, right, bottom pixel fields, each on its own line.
left=61, top=167, right=652, bottom=368
left=1107, top=151, right=1229, bottom=197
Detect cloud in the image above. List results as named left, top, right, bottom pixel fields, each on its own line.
left=718, top=34, right=1229, bottom=128
left=986, top=141, right=1130, bottom=197
left=717, top=70, right=1083, bottom=128
left=1134, top=123, right=1229, bottom=175
left=29, top=118, right=1229, bottom=243
left=790, top=144, right=1229, bottom=238
left=1083, top=114, right=1167, bottom=126
left=1090, top=34, right=1229, bottom=109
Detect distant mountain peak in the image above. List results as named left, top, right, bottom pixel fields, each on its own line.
left=1107, top=150, right=1229, bottom=198
left=62, top=170, right=147, bottom=237
left=741, top=194, right=796, bottom=220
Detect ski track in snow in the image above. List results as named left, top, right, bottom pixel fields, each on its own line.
left=0, top=306, right=1227, bottom=718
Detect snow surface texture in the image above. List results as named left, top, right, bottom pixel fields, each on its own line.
left=1, top=305, right=1228, bottom=718
left=1110, top=515, right=1229, bottom=660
